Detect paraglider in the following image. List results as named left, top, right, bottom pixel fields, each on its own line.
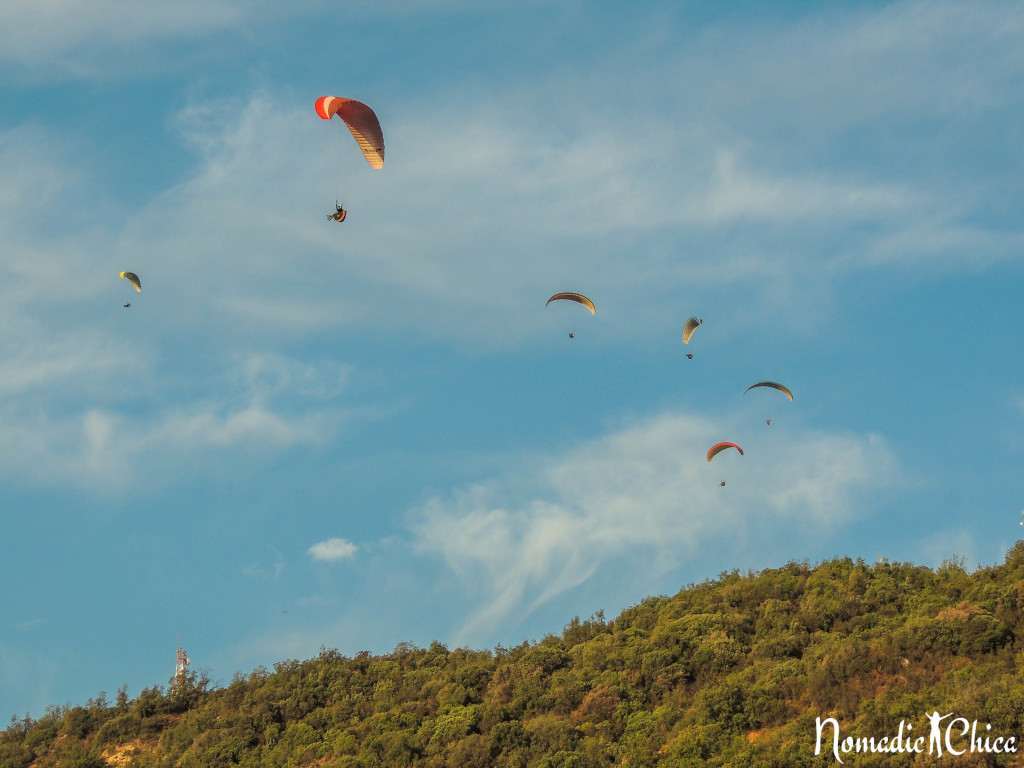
left=546, top=293, right=596, bottom=314
left=568, top=332, right=574, bottom=339
left=316, top=96, right=384, bottom=220
left=123, top=302, right=131, bottom=309
left=682, top=317, right=702, bottom=344
left=119, top=271, right=141, bottom=292
left=686, top=353, right=693, bottom=360
left=708, top=442, right=742, bottom=487
left=706, top=442, right=743, bottom=462
left=744, top=381, right=792, bottom=425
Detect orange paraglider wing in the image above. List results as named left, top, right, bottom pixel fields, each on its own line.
left=706, top=442, right=743, bottom=462
left=315, top=96, right=385, bottom=169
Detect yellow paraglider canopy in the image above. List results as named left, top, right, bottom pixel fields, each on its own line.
left=119, top=271, right=141, bottom=292
left=546, top=292, right=596, bottom=314
left=682, top=317, right=702, bottom=344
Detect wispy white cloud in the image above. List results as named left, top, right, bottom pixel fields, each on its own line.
left=243, top=554, right=285, bottom=581
left=0, top=0, right=252, bottom=75
left=689, top=150, right=915, bottom=225
left=0, top=400, right=332, bottom=491
left=0, top=0, right=549, bottom=74
left=412, top=412, right=899, bottom=641
left=0, top=128, right=112, bottom=310
left=0, top=0, right=241, bottom=49
left=0, top=349, right=359, bottom=493
left=660, top=1, right=1024, bottom=138
left=238, top=354, right=351, bottom=402
left=0, top=329, right=145, bottom=399
left=308, top=538, right=357, bottom=563
left=13, top=619, right=49, bottom=632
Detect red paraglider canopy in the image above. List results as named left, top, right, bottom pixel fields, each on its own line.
left=315, top=96, right=385, bottom=169
left=706, top=442, right=743, bottom=462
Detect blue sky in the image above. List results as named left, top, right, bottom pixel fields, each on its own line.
left=1, top=0, right=1022, bottom=718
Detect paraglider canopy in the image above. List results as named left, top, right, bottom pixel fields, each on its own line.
left=315, top=96, right=385, bottom=169
left=546, top=292, right=596, bottom=314
left=706, top=442, right=743, bottom=462
left=119, top=271, right=141, bottom=292
left=682, top=317, right=702, bottom=344
left=743, top=381, right=793, bottom=401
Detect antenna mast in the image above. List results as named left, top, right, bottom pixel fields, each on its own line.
left=174, top=635, right=190, bottom=689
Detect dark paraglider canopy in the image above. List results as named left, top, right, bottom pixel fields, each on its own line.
left=119, top=271, right=141, bottom=292
left=743, top=381, right=794, bottom=401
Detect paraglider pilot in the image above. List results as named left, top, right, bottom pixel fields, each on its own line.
left=327, top=203, right=347, bottom=222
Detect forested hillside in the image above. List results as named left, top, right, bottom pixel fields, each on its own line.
left=5, top=545, right=1024, bottom=767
